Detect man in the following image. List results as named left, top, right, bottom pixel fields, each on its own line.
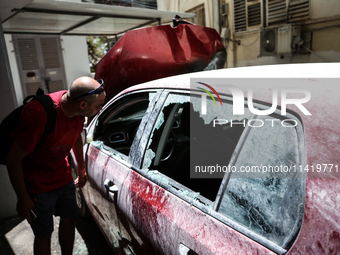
left=6, top=77, right=106, bottom=255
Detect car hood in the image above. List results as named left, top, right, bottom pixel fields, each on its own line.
left=95, top=24, right=226, bottom=102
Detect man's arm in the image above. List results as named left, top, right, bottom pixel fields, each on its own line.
left=72, top=133, right=87, bottom=188
left=6, top=141, right=35, bottom=224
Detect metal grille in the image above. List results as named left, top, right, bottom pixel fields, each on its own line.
left=25, top=82, right=43, bottom=96
left=234, top=0, right=246, bottom=32
left=40, top=38, right=61, bottom=69
left=248, top=2, right=261, bottom=27
left=49, top=80, right=64, bottom=93
left=267, top=0, right=286, bottom=25
left=288, top=0, right=309, bottom=22
left=94, top=0, right=157, bottom=9
left=17, top=38, right=39, bottom=70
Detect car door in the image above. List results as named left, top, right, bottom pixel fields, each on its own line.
left=117, top=90, right=306, bottom=254
left=82, top=89, right=166, bottom=254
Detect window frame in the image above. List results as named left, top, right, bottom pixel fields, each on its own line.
left=213, top=103, right=306, bottom=250
left=86, top=89, right=165, bottom=165
left=135, top=88, right=306, bottom=254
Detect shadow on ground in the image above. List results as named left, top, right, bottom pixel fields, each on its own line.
left=0, top=215, right=114, bottom=255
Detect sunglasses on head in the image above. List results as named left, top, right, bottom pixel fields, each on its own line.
left=74, top=79, right=105, bottom=100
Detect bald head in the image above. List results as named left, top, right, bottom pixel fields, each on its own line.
left=62, top=76, right=106, bottom=118
left=69, top=77, right=103, bottom=103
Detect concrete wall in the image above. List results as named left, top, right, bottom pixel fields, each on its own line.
left=4, top=34, right=23, bottom=105
left=0, top=25, right=19, bottom=219
left=61, top=36, right=92, bottom=85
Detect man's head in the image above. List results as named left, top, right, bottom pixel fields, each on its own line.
left=67, top=77, right=106, bottom=118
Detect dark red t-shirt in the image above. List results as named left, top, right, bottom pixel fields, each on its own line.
left=11, top=90, right=84, bottom=194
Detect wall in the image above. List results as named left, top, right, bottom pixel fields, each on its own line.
left=225, top=0, right=340, bottom=67
left=157, top=0, right=220, bottom=31
left=61, top=36, right=92, bottom=84
left=5, top=34, right=23, bottom=105
left=0, top=25, right=19, bottom=219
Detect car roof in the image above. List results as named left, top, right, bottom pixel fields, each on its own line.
left=110, top=63, right=340, bottom=175
left=111, top=63, right=339, bottom=117
left=116, top=62, right=340, bottom=95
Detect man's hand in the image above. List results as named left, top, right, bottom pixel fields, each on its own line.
left=6, top=141, right=33, bottom=224
left=17, top=196, right=35, bottom=224
left=74, top=165, right=87, bottom=188
left=72, top=133, right=87, bottom=188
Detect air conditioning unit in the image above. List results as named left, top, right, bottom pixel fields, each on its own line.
left=259, top=24, right=302, bottom=56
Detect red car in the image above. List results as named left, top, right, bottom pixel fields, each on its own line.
left=70, top=63, right=340, bottom=255
left=94, top=21, right=226, bottom=102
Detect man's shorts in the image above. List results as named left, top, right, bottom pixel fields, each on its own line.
left=29, top=181, right=78, bottom=237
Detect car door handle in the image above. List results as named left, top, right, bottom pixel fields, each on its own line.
left=104, top=179, right=119, bottom=194
left=179, top=243, right=196, bottom=255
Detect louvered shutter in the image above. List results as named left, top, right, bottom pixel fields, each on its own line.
left=267, top=0, right=287, bottom=25
left=234, top=0, right=246, bottom=32
left=267, top=0, right=309, bottom=26
left=17, top=38, right=40, bottom=71
left=13, top=35, right=67, bottom=98
left=288, top=0, right=309, bottom=22
left=247, top=0, right=261, bottom=27
left=234, top=0, right=262, bottom=33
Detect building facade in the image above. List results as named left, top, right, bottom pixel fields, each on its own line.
left=157, top=0, right=340, bottom=67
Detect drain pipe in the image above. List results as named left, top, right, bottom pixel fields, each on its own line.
left=217, top=0, right=221, bottom=34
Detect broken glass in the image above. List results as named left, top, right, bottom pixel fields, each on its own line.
left=218, top=115, right=305, bottom=247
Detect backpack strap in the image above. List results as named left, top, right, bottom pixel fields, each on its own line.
left=35, top=95, right=56, bottom=141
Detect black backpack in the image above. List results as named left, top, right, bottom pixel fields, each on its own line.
left=0, top=88, right=56, bottom=165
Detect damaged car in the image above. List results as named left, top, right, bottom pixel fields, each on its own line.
left=94, top=18, right=226, bottom=102
left=70, top=63, right=340, bottom=254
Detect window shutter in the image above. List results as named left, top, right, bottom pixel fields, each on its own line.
left=234, top=0, right=246, bottom=32
left=267, top=0, right=309, bottom=26
left=25, top=82, right=43, bottom=96
left=234, top=0, right=261, bottom=32
left=288, top=0, right=309, bottom=22
left=248, top=1, right=261, bottom=27
left=267, top=0, right=287, bottom=26
left=48, top=80, right=64, bottom=93
left=17, top=38, right=39, bottom=71
left=40, top=38, right=61, bottom=69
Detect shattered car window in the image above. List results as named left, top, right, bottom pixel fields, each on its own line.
left=93, top=92, right=151, bottom=156
left=142, top=93, right=252, bottom=202
left=217, top=115, right=305, bottom=248
left=142, top=91, right=305, bottom=250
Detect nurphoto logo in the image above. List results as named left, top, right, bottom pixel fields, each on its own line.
left=197, top=82, right=312, bottom=116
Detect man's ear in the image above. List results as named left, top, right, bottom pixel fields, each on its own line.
left=79, top=100, right=88, bottom=110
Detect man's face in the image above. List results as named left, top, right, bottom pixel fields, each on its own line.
left=83, top=92, right=106, bottom=117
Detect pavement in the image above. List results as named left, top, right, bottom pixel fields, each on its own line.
left=0, top=215, right=115, bottom=255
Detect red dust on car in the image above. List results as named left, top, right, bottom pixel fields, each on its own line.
left=71, top=63, right=340, bottom=255
left=94, top=22, right=226, bottom=102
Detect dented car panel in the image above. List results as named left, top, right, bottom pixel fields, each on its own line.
left=73, top=64, right=340, bottom=255
left=94, top=24, right=226, bottom=102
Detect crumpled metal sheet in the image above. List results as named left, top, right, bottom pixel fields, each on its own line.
left=95, top=24, right=226, bottom=102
